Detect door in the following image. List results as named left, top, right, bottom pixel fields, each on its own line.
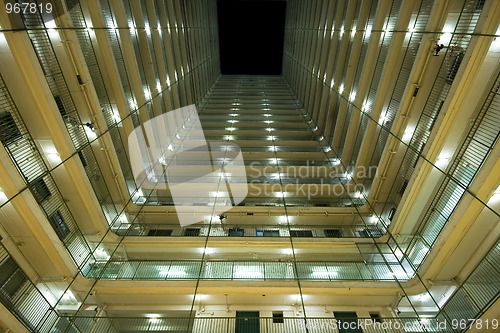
left=334, top=312, right=363, bottom=333
left=236, top=311, right=259, bottom=333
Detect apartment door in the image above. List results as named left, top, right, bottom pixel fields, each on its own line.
left=334, top=312, right=363, bottom=333
left=235, top=311, right=259, bottom=333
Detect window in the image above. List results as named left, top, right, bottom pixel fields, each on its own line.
left=256, top=230, right=279, bottom=237
left=31, top=178, right=51, bottom=202
left=0, top=112, right=22, bottom=144
left=446, top=52, right=464, bottom=84
left=49, top=211, right=71, bottom=241
left=358, top=230, right=369, bottom=238
left=400, top=180, right=409, bottom=195
left=78, top=151, right=87, bottom=167
left=148, top=229, right=172, bottom=236
left=229, top=228, right=244, bottom=237
left=54, top=95, right=67, bottom=118
left=364, top=227, right=384, bottom=238
left=370, top=313, right=382, bottom=323
left=388, top=207, right=396, bottom=221
left=334, top=312, right=363, bottom=333
left=183, top=228, right=200, bottom=236
left=324, top=229, right=342, bottom=238
left=272, top=311, right=284, bottom=323
left=290, top=230, right=313, bottom=237
left=0, top=258, right=27, bottom=299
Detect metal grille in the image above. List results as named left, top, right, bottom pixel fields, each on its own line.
left=0, top=71, right=92, bottom=271
left=406, top=68, right=500, bottom=267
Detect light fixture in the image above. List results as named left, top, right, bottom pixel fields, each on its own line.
left=156, top=81, right=161, bottom=92
left=227, top=120, right=238, bottom=123
left=269, top=172, right=280, bottom=179
left=418, top=293, right=431, bottom=302
left=224, top=135, right=234, bottom=141
left=351, top=27, right=356, bottom=38
left=278, top=216, right=288, bottom=223
left=436, top=154, right=450, bottom=167
left=339, top=84, right=344, bottom=94
left=402, top=129, right=414, bottom=142
left=226, top=127, right=236, bottom=131
left=145, top=23, right=151, bottom=35
left=229, top=113, right=239, bottom=117
left=349, top=91, right=356, bottom=102
left=362, top=101, right=370, bottom=112
left=379, top=114, right=388, bottom=124
left=119, top=214, right=128, bottom=223
left=201, top=248, right=214, bottom=254
left=0, top=188, right=7, bottom=203
left=354, top=191, right=363, bottom=199
left=45, top=20, right=57, bottom=33
left=159, top=270, right=186, bottom=276
left=129, top=23, right=136, bottom=34
left=234, top=271, right=263, bottom=278
left=146, top=314, right=161, bottom=322
left=46, top=150, right=61, bottom=163
left=84, top=125, right=96, bottom=139
left=312, top=271, right=338, bottom=278
left=112, top=111, right=121, bottom=123
left=144, top=88, right=151, bottom=100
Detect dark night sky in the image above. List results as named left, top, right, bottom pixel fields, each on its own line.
left=217, top=0, right=287, bottom=75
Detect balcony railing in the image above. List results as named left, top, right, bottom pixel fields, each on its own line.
left=84, top=260, right=413, bottom=282
left=52, top=316, right=441, bottom=333
left=118, top=223, right=385, bottom=238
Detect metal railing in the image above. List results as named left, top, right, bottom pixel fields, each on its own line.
left=119, top=223, right=385, bottom=238
left=53, top=316, right=436, bottom=333
left=384, top=0, right=483, bottom=211
left=84, top=260, right=412, bottom=282
left=0, top=244, right=59, bottom=333
left=0, top=72, right=93, bottom=271
left=405, top=68, right=500, bottom=268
